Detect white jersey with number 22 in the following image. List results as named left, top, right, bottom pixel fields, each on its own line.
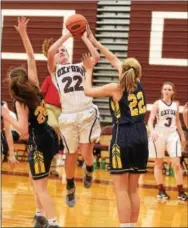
left=54, top=62, right=93, bottom=113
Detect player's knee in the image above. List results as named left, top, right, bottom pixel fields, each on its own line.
left=128, top=187, right=138, bottom=194
left=34, top=183, right=48, bottom=195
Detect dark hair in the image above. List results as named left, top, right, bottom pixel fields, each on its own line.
left=161, top=81, right=176, bottom=101
left=120, top=58, right=142, bottom=93
left=8, top=67, right=42, bottom=110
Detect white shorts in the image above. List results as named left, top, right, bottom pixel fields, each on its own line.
left=149, top=130, right=181, bottom=158
left=58, top=104, right=101, bottom=153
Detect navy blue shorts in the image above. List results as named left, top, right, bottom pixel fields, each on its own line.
left=28, top=125, right=58, bottom=180
left=110, top=122, right=148, bottom=174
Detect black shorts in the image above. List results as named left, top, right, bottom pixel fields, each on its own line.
left=110, top=122, right=148, bottom=174
left=28, top=125, right=59, bottom=180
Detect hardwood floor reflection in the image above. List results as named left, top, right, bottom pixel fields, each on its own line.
left=1, top=162, right=188, bottom=227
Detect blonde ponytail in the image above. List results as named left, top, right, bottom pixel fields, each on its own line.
left=120, top=58, right=142, bottom=93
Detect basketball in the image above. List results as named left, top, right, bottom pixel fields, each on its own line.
left=65, top=14, right=88, bottom=37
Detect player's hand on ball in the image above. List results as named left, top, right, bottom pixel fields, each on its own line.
left=87, top=25, right=97, bottom=45
left=82, top=53, right=93, bottom=71
left=63, top=28, right=73, bottom=38
left=81, top=31, right=88, bottom=41
left=14, top=16, right=29, bottom=34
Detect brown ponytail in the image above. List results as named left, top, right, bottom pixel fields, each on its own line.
left=42, top=38, right=54, bottom=58
left=120, top=58, right=142, bottom=93
left=8, top=67, right=42, bottom=110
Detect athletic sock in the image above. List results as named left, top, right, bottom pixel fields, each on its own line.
left=48, top=217, right=59, bottom=225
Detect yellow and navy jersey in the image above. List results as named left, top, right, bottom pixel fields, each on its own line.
left=13, top=96, right=48, bottom=132
left=109, top=83, right=147, bottom=125
left=28, top=99, right=48, bottom=131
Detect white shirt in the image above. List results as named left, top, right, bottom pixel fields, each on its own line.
left=155, top=100, right=177, bottom=132
left=9, top=111, right=18, bottom=131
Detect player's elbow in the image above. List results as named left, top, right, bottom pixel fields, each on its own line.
left=84, top=88, right=90, bottom=96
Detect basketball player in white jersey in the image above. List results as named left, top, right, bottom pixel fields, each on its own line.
left=46, top=30, right=101, bottom=207
left=148, top=82, right=187, bottom=201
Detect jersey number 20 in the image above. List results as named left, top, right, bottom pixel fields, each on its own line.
left=128, top=91, right=146, bottom=116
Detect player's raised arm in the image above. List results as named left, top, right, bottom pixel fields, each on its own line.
left=81, top=31, right=100, bottom=66
left=47, top=32, right=72, bottom=75
left=14, top=17, right=39, bottom=87
left=87, top=27, right=122, bottom=74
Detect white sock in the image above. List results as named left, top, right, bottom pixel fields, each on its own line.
left=35, top=208, right=44, bottom=217
left=120, top=223, right=131, bottom=227
left=130, top=223, right=137, bottom=227
left=48, top=217, right=59, bottom=226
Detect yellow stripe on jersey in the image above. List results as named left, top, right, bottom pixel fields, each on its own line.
left=111, top=100, right=121, bottom=119
left=33, top=151, right=45, bottom=174
left=112, top=144, right=122, bottom=169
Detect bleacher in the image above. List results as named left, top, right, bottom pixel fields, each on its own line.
left=93, top=0, right=131, bottom=124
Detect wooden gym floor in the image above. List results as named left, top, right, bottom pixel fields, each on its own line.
left=1, top=161, right=188, bottom=227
